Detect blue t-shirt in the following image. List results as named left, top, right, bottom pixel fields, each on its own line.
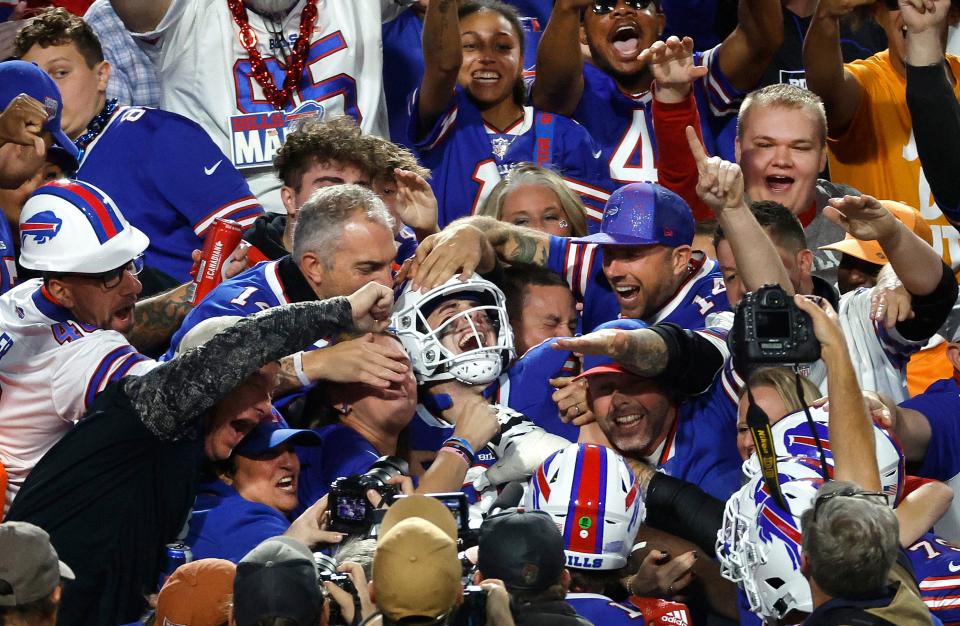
left=293, top=423, right=381, bottom=518
left=899, top=377, right=960, bottom=483
left=568, top=48, right=741, bottom=185
left=547, top=238, right=730, bottom=332
left=76, top=106, right=263, bottom=282
left=410, top=86, right=614, bottom=229
left=186, top=479, right=290, bottom=563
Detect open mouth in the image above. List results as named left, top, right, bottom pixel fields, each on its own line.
left=276, top=476, right=295, bottom=492
left=611, top=23, right=641, bottom=58
left=614, top=413, right=644, bottom=428
left=458, top=334, right=484, bottom=352
left=613, top=285, right=641, bottom=305
left=472, top=70, right=501, bottom=84
left=765, top=175, right=795, bottom=192
left=113, top=304, right=134, bottom=325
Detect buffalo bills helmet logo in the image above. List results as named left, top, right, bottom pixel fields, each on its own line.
left=20, top=211, right=63, bottom=245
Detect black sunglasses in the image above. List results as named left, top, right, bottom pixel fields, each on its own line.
left=592, top=0, right=658, bottom=15
left=812, top=488, right=888, bottom=522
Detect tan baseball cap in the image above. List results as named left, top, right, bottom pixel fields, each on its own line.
left=820, top=200, right=933, bottom=265
left=373, top=496, right=462, bottom=621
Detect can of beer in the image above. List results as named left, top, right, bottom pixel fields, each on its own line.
left=189, top=218, right=244, bottom=304
left=157, top=543, right=192, bottom=591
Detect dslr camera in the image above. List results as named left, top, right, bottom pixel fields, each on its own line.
left=450, top=585, right=488, bottom=626
left=729, top=284, right=820, bottom=371
left=329, top=456, right=409, bottom=535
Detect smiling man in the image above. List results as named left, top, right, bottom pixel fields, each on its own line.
left=735, top=83, right=859, bottom=285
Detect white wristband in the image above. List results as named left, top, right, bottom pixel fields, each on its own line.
left=292, top=351, right=312, bottom=387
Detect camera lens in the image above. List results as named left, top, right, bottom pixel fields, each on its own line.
left=361, top=456, right=409, bottom=491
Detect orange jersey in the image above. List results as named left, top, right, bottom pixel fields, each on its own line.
left=828, top=50, right=960, bottom=270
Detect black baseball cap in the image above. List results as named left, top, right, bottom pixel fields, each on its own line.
left=477, top=508, right=566, bottom=592
left=233, top=537, right=322, bottom=626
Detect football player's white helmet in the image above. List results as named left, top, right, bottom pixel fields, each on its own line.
left=392, top=275, right=516, bottom=385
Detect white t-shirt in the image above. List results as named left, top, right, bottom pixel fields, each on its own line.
left=0, top=280, right=157, bottom=512
left=132, top=0, right=402, bottom=211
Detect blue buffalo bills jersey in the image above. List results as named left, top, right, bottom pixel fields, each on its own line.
left=571, top=47, right=742, bottom=185
left=162, top=257, right=324, bottom=360
left=0, top=216, right=16, bottom=295
left=567, top=594, right=646, bottom=626
left=908, top=533, right=960, bottom=624
left=410, top=87, right=614, bottom=229
left=547, top=236, right=730, bottom=331
left=488, top=337, right=581, bottom=441
left=76, top=106, right=263, bottom=282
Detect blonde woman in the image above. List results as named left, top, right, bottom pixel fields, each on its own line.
left=479, top=163, right=589, bottom=237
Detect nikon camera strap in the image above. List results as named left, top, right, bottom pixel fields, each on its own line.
left=746, top=387, right=789, bottom=510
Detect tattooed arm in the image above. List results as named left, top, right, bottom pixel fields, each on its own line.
left=554, top=323, right=726, bottom=396
left=128, top=283, right=193, bottom=355
left=411, top=216, right=552, bottom=290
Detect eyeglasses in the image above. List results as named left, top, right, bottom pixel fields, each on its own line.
left=592, top=0, right=658, bottom=15
left=812, top=488, right=888, bottom=522
left=64, top=254, right=145, bottom=290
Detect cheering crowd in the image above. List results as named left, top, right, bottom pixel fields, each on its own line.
left=1, top=0, right=960, bottom=623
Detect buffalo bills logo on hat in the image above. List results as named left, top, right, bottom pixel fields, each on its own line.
left=42, top=96, right=58, bottom=119
left=20, top=211, right=63, bottom=245
left=606, top=204, right=621, bottom=218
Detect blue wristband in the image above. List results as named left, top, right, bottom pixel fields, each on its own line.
left=444, top=436, right=476, bottom=459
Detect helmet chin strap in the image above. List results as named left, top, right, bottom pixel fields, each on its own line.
left=243, top=0, right=298, bottom=17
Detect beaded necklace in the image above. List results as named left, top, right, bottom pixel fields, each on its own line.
left=227, top=0, right=319, bottom=110
left=73, top=98, right=119, bottom=161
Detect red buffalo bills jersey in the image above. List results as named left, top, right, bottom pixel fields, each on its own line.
left=409, top=86, right=614, bottom=229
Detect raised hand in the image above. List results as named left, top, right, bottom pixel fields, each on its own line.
left=408, top=223, right=494, bottom=291
left=640, top=36, right=708, bottom=104
left=393, top=168, right=440, bottom=237
left=307, top=334, right=410, bottom=388
left=900, top=0, right=949, bottom=33
left=823, top=194, right=900, bottom=243
left=0, top=93, right=48, bottom=155
left=686, top=126, right=745, bottom=214
left=553, top=329, right=631, bottom=361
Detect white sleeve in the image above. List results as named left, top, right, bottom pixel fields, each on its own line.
left=51, top=333, right=158, bottom=423
left=129, top=0, right=204, bottom=56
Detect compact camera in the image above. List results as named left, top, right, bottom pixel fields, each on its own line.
left=729, top=284, right=821, bottom=371
left=314, top=553, right=359, bottom=626
left=328, top=455, right=409, bottom=535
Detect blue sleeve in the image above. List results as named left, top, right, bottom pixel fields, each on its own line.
left=294, top=426, right=380, bottom=516
left=150, top=113, right=263, bottom=237
left=0, top=217, right=16, bottom=294
left=900, top=392, right=960, bottom=482
left=550, top=118, right=613, bottom=227
left=547, top=235, right=572, bottom=278
left=191, top=498, right=290, bottom=563
left=407, top=86, right=463, bottom=151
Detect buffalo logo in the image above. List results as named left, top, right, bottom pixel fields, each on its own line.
left=21, top=211, right=63, bottom=245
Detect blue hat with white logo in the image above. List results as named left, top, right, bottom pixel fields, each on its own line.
left=572, top=183, right=694, bottom=248
left=0, top=61, right=79, bottom=160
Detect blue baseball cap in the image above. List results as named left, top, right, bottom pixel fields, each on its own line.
left=572, top=183, right=694, bottom=248
left=0, top=61, right=80, bottom=160
left=235, top=415, right=321, bottom=457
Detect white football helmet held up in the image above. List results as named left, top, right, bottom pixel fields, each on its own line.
left=526, top=443, right=645, bottom=571
left=392, top=275, right=516, bottom=386
left=741, top=405, right=905, bottom=505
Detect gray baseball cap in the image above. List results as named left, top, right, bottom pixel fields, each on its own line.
left=0, top=521, right=75, bottom=606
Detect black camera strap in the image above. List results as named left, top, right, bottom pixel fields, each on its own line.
left=746, top=386, right=788, bottom=511
left=795, top=371, right=831, bottom=481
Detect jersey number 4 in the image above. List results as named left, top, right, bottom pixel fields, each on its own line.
left=233, top=31, right=359, bottom=118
